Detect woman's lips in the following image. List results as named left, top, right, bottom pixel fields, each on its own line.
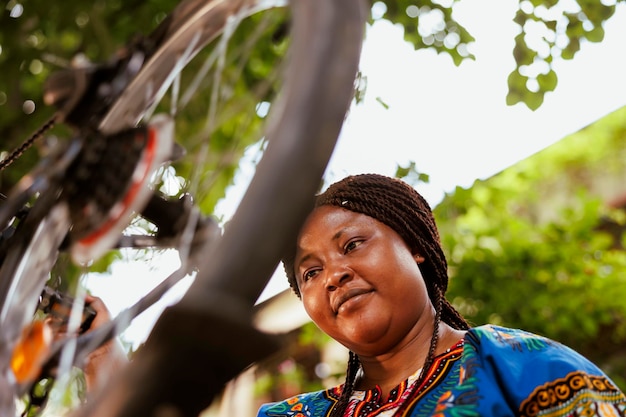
left=333, top=288, right=373, bottom=314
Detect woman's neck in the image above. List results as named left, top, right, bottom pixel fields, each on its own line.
left=354, top=323, right=466, bottom=399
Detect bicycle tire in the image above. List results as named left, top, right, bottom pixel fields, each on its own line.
left=1, top=0, right=367, bottom=415
left=77, top=0, right=367, bottom=416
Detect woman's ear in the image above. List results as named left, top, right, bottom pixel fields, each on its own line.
left=414, top=254, right=425, bottom=264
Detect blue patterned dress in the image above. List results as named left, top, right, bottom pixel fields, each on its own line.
left=257, top=325, right=626, bottom=417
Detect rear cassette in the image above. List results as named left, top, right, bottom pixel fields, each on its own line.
left=63, top=114, right=174, bottom=264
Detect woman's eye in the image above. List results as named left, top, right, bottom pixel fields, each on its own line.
left=302, top=269, right=320, bottom=282
left=345, top=239, right=363, bottom=253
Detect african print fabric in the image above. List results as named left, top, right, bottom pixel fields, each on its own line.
left=256, top=325, right=626, bottom=417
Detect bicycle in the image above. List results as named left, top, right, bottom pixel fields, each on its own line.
left=0, top=0, right=367, bottom=415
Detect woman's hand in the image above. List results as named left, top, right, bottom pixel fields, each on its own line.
left=82, top=295, right=129, bottom=393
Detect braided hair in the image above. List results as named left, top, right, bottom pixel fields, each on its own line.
left=282, top=173, right=470, bottom=417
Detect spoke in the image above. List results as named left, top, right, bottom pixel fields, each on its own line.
left=170, top=70, right=181, bottom=117
left=150, top=31, right=202, bottom=123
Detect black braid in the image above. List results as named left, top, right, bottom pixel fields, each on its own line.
left=442, top=298, right=470, bottom=330
left=412, top=287, right=442, bottom=393
left=282, top=174, right=470, bottom=417
left=328, top=351, right=360, bottom=417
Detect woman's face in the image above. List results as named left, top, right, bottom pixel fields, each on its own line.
left=294, top=205, right=434, bottom=357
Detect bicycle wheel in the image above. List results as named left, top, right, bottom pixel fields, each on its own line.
left=1, top=0, right=367, bottom=415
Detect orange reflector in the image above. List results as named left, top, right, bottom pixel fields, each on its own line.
left=10, top=321, right=53, bottom=384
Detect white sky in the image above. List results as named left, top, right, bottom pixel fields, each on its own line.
left=89, top=0, right=626, bottom=346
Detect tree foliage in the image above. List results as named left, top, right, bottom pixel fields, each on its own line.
left=376, top=0, right=625, bottom=110
left=432, top=106, right=626, bottom=388
left=507, top=0, right=621, bottom=109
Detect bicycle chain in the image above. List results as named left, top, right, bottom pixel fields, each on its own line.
left=0, top=114, right=59, bottom=172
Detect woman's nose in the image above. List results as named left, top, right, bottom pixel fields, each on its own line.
left=325, top=264, right=352, bottom=291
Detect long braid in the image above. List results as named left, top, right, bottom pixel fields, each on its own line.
left=442, top=298, right=470, bottom=330
left=411, top=286, right=442, bottom=393
left=282, top=174, right=470, bottom=417
left=328, top=351, right=360, bottom=417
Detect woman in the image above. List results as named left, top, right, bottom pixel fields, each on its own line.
left=257, top=173, right=626, bottom=417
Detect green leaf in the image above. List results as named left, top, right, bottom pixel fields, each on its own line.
left=537, top=69, right=558, bottom=93
left=585, top=25, right=605, bottom=43
left=513, top=33, right=536, bottom=66
left=562, top=37, right=581, bottom=60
